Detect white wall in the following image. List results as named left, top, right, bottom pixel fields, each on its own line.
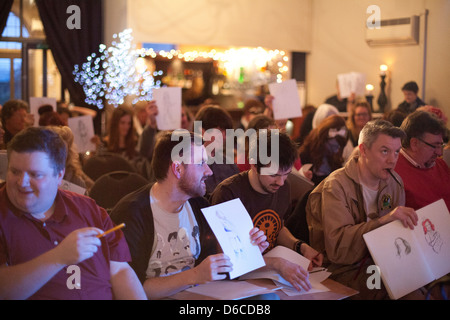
left=103, top=0, right=128, bottom=46
left=307, top=0, right=450, bottom=120
left=126, top=0, right=313, bottom=51
left=103, top=0, right=450, bottom=121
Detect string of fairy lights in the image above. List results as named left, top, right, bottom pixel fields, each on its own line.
left=73, top=29, right=290, bottom=109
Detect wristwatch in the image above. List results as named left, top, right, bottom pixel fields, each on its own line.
left=294, top=240, right=305, bottom=254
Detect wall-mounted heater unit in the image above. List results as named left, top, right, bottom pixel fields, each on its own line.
left=366, top=15, right=420, bottom=46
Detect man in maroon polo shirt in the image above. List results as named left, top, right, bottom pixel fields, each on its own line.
left=0, top=127, right=146, bottom=300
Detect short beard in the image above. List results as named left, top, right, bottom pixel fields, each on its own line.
left=178, top=174, right=205, bottom=198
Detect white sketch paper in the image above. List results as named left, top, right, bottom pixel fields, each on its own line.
left=268, top=79, right=302, bottom=120
left=68, top=115, right=96, bottom=153
left=240, top=245, right=331, bottom=295
left=337, top=72, right=367, bottom=98
left=59, top=179, right=87, bottom=195
left=185, top=280, right=275, bottom=300
left=201, top=198, right=266, bottom=279
left=363, top=199, right=450, bottom=299
left=154, top=87, right=182, bottom=130
left=29, top=97, right=57, bottom=127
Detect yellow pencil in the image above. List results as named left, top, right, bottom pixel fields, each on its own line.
left=96, top=223, right=126, bottom=238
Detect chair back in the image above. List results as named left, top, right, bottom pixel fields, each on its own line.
left=83, top=152, right=135, bottom=181
left=89, top=170, right=148, bottom=211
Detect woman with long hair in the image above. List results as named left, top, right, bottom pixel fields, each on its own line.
left=347, top=101, right=372, bottom=147
left=299, top=114, right=348, bottom=185
left=104, top=105, right=138, bottom=160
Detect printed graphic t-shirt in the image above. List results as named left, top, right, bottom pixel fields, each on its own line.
left=210, top=171, right=291, bottom=251
left=146, top=189, right=200, bottom=278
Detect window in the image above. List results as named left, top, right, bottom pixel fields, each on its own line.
left=0, top=0, right=62, bottom=105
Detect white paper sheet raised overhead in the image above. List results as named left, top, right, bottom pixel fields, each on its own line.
left=68, top=115, right=96, bottom=153
left=154, top=87, right=182, bottom=130
left=363, top=199, right=450, bottom=300
left=337, top=72, right=366, bottom=99
left=268, top=79, right=302, bottom=120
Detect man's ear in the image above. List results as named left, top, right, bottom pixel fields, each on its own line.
left=171, top=161, right=182, bottom=179
left=57, top=169, right=66, bottom=186
left=358, top=143, right=367, bottom=158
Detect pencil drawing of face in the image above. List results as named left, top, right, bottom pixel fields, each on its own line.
left=394, top=237, right=411, bottom=258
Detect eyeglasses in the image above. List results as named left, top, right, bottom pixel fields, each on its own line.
left=417, top=137, right=446, bottom=150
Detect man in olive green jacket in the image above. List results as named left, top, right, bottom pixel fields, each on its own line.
left=306, top=119, right=422, bottom=299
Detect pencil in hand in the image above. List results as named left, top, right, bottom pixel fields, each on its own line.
left=96, top=223, right=126, bottom=238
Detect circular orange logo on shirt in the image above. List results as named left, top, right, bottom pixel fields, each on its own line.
left=253, top=209, right=282, bottom=250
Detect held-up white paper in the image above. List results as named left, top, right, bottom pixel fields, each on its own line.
left=337, top=72, right=366, bottom=99
left=268, top=79, right=302, bottom=120
left=363, top=199, right=450, bottom=300
left=29, top=97, right=57, bottom=127
left=201, top=198, right=266, bottom=279
left=154, top=87, right=182, bottom=130
left=68, top=115, right=96, bottom=153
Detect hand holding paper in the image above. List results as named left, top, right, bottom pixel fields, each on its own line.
left=249, top=227, right=269, bottom=253
left=194, top=253, right=233, bottom=283
left=201, top=199, right=266, bottom=279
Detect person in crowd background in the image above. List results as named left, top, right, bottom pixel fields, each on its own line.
left=238, top=98, right=266, bottom=130
left=294, top=105, right=316, bottom=146
left=138, top=100, right=160, bottom=163
left=394, top=110, right=449, bottom=210
left=299, top=114, right=348, bottom=185
left=347, top=101, right=372, bottom=148
left=1, top=99, right=34, bottom=147
left=181, top=105, right=194, bottom=132
left=194, top=104, right=240, bottom=197
left=397, top=81, right=426, bottom=114
left=38, top=105, right=66, bottom=127
left=383, top=109, right=407, bottom=127
left=324, top=81, right=356, bottom=113
left=102, top=105, right=139, bottom=161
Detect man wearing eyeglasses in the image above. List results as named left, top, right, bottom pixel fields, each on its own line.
left=395, top=110, right=450, bottom=210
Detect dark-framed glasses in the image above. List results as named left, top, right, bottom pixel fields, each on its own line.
left=417, top=137, right=446, bottom=150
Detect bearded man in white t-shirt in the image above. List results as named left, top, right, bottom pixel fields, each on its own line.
left=111, top=130, right=268, bottom=300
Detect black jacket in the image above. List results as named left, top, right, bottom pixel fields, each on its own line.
left=110, top=183, right=218, bottom=283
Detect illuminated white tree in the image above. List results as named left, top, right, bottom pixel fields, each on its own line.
left=73, top=29, right=160, bottom=109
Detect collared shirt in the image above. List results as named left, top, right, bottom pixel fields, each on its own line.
left=0, top=186, right=131, bottom=300
left=395, top=150, right=450, bottom=210
left=400, top=148, right=422, bottom=168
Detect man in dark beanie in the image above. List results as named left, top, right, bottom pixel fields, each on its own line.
left=397, top=81, right=426, bottom=114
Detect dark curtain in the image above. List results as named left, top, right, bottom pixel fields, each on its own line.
left=0, top=0, right=14, bottom=38
left=35, top=0, right=103, bottom=132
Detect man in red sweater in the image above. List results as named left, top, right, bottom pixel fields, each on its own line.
left=395, top=110, right=450, bottom=211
